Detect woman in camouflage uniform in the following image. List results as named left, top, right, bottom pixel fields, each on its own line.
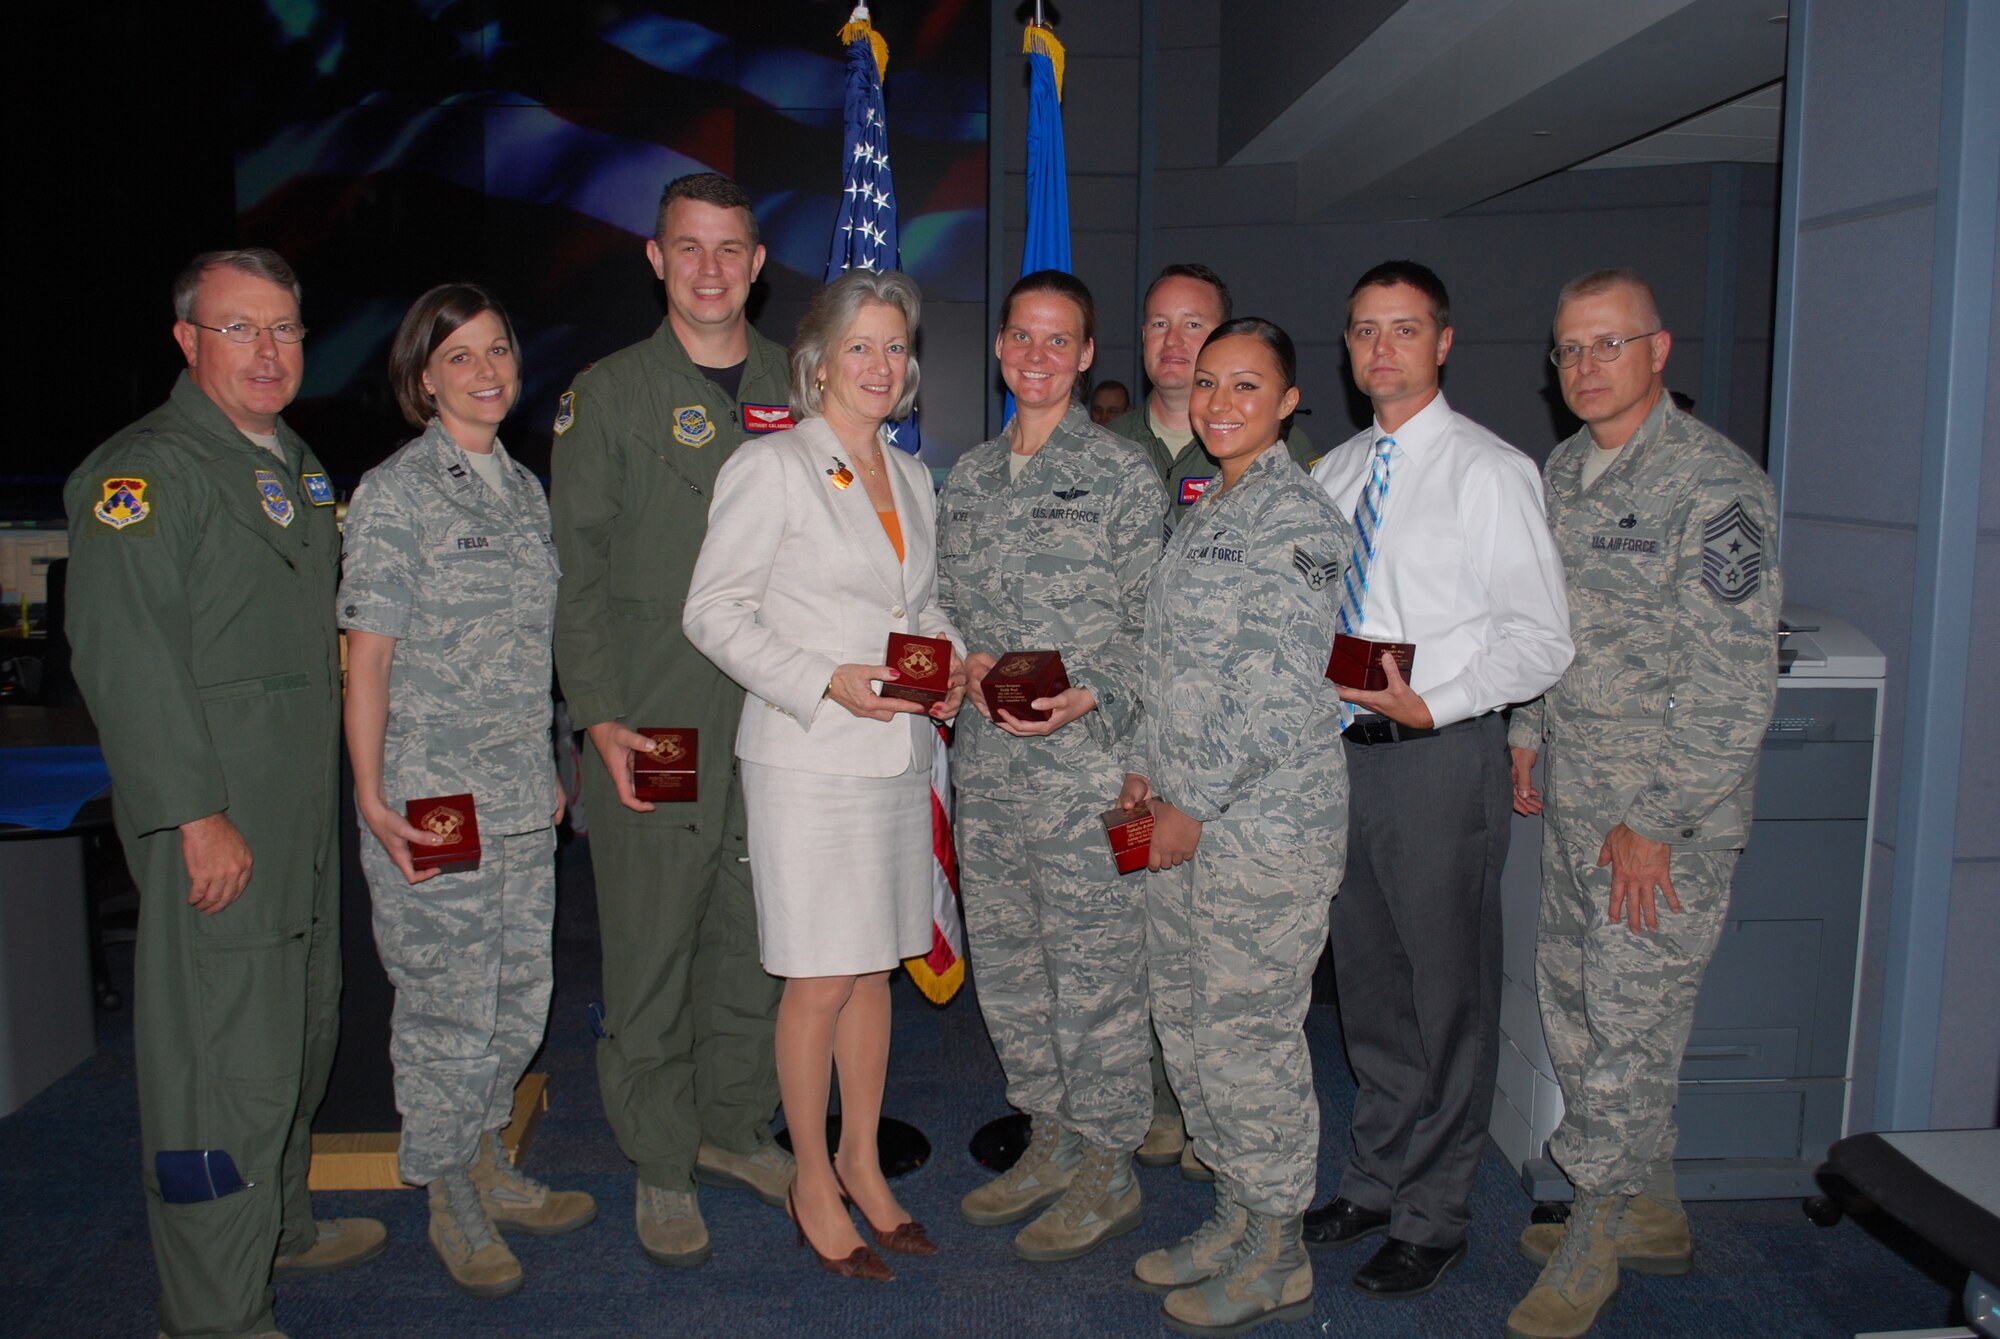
left=339, top=284, right=594, bottom=1298
left=1120, top=318, right=1350, bottom=1336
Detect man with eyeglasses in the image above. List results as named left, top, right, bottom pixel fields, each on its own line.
left=1503, top=269, right=1780, bottom=1339
left=65, top=249, right=381, bottom=1339
left=1302, top=260, right=1572, bottom=1302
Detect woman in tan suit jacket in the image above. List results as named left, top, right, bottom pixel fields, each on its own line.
left=684, top=269, right=965, bottom=1282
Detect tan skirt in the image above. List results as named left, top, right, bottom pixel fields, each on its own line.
left=741, top=759, right=934, bottom=977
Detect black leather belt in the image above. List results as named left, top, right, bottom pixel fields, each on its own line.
left=1343, top=716, right=1443, bottom=746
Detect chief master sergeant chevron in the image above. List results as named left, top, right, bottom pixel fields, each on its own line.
left=1503, top=268, right=1781, bottom=1339
left=550, top=172, right=794, bottom=1268
left=64, top=248, right=385, bottom=1339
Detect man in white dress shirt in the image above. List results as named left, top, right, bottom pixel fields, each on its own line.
left=1304, top=261, right=1573, bottom=1300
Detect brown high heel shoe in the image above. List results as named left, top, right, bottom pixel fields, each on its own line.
left=787, top=1184, right=894, bottom=1281
left=833, top=1166, right=938, bottom=1257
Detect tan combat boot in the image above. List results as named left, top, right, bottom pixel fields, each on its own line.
left=1013, top=1142, right=1143, bottom=1262
left=1518, top=1191, right=1692, bottom=1274
left=1133, top=1188, right=1248, bottom=1292
left=428, top=1167, right=523, bottom=1298
left=961, top=1116, right=1080, bottom=1226
left=1180, top=1140, right=1216, bottom=1183
left=270, top=1217, right=388, bottom=1278
left=694, top=1138, right=796, bottom=1209
left=1137, top=1108, right=1188, bottom=1167
left=1506, top=1192, right=1623, bottom=1339
left=470, top=1131, right=597, bottom=1236
left=1160, top=1209, right=1312, bottom=1335
left=636, top=1181, right=711, bottom=1268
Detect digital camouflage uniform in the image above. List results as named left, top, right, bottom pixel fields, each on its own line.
left=1106, top=406, right=1318, bottom=533
left=1133, top=445, right=1350, bottom=1216
left=550, top=320, right=790, bottom=1191
left=937, top=402, right=1165, bottom=1150
left=1508, top=396, right=1781, bottom=1197
left=337, top=419, right=560, bottom=1184
left=65, top=372, right=343, bottom=1339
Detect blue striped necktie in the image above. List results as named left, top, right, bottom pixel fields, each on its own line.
left=1336, top=435, right=1395, bottom=729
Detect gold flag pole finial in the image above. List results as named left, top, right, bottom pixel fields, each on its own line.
left=839, top=3, right=889, bottom=82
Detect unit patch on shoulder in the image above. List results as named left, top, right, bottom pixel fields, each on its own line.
left=1700, top=499, right=1763, bottom=604
left=742, top=404, right=796, bottom=433
left=1179, top=476, right=1214, bottom=506
left=255, top=468, right=295, bottom=528
left=93, top=477, right=151, bottom=531
left=302, top=472, right=335, bottom=506
left=553, top=390, right=576, bottom=437
left=674, top=405, right=716, bottom=448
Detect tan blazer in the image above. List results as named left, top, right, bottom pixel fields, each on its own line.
left=684, top=416, right=962, bottom=778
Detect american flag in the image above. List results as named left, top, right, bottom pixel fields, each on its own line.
left=827, top=6, right=962, bottom=1006
left=826, top=5, right=919, bottom=455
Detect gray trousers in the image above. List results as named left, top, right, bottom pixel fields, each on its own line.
left=1328, top=712, right=1507, bottom=1248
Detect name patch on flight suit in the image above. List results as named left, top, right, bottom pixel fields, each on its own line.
left=553, top=390, right=576, bottom=437
left=1179, top=477, right=1214, bottom=506
left=93, top=477, right=150, bottom=531
left=302, top=472, right=335, bottom=506
left=742, top=404, right=795, bottom=433
left=674, top=405, right=715, bottom=448
left=255, top=469, right=295, bottom=527
left=1701, top=500, right=1764, bottom=603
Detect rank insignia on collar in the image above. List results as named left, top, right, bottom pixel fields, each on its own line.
left=1701, top=500, right=1763, bottom=604
left=93, top=477, right=149, bottom=530
left=255, top=468, right=295, bottom=527
left=826, top=456, right=854, bottom=490
left=553, top=390, right=576, bottom=437
left=1292, top=546, right=1340, bottom=591
left=743, top=404, right=795, bottom=433
left=1180, top=477, right=1214, bottom=506
left=674, top=404, right=716, bottom=448
left=303, top=472, right=335, bottom=506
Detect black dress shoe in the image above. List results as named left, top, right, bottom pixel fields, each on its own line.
left=1350, top=1237, right=1467, bottom=1299
left=1302, top=1196, right=1391, bottom=1248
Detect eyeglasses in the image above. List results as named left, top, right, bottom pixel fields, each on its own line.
left=1549, top=330, right=1658, bottom=369
left=189, top=320, right=308, bottom=345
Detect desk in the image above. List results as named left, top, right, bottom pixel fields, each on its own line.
left=0, top=706, right=102, bottom=1116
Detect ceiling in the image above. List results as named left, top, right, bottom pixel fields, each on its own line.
left=1218, top=0, right=1790, bottom=221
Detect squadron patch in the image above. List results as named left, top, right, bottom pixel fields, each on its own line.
left=1179, top=477, right=1214, bottom=506
left=93, top=477, right=150, bottom=531
left=302, top=472, right=335, bottom=506
left=674, top=405, right=716, bottom=448
left=254, top=469, right=295, bottom=527
left=1701, top=500, right=1763, bottom=604
left=742, top=404, right=796, bottom=433
left=553, top=390, right=576, bottom=437
left=1292, top=546, right=1340, bottom=591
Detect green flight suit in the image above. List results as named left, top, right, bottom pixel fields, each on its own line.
left=1107, top=405, right=1319, bottom=533
left=64, top=371, right=342, bottom=1339
left=550, top=320, right=790, bottom=1191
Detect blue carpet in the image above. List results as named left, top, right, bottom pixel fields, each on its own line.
left=0, top=838, right=1965, bottom=1337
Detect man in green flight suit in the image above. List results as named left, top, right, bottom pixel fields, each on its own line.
left=551, top=172, right=792, bottom=1267
left=1106, top=264, right=1319, bottom=536
left=65, top=249, right=384, bottom=1339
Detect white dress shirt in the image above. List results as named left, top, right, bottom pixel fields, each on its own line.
left=1310, top=391, right=1572, bottom=728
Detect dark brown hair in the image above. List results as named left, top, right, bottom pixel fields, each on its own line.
left=388, top=283, right=520, bottom=430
